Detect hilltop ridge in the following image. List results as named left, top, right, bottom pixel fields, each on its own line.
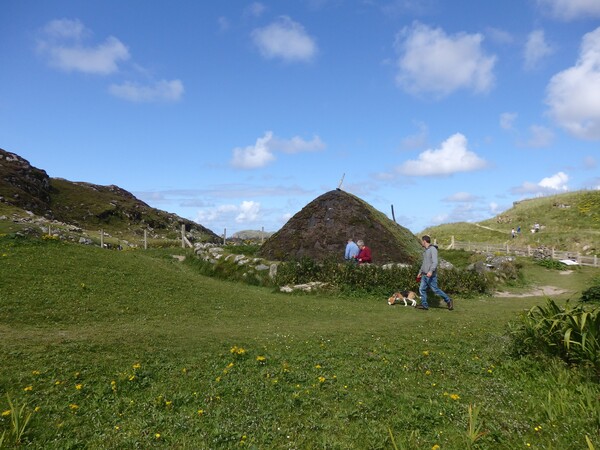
left=0, top=148, right=220, bottom=244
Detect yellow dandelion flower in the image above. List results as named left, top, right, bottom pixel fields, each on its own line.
left=227, top=362, right=234, bottom=369
left=315, top=364, right=322, bottom=369
left=450, top=394, right=460, bottom=400
left=32, top=370, right=41, bottom=375
left=55, top=380, right=61, bottom=385
left=318, top=376, right=326, bottom=383
left=155, top=433, right=161, bottom=439
left=34, top=406, right=41, bottom=412
left=182, top=367, right=187, bottom=374
left=423, top=351, right=430, bottom=356
left=425, top=370, right=431, bottom=376
left=197, top=409, right=204, bottom=416
left=69, top=404, right=79, bottom=410
left=132, top=363, right=141, bottom=370
left=256, top=355, right=266, bottom=362
left=115, top=425, right=120, bottom=430
left=432, top=445, right=440, bottom=450
left=216, top=376, right=221, bottom=382
left=1, top=410, right=10, bottom=417
left=23, top=386, right=33, bottom=391
left=76, top=384, right=83, bottom=390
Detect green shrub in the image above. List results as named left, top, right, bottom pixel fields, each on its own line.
left=581, top=285, right=600, bottom=303
left=509, top=299, right=600, bottom=380
left=535, top=258, right=567, bottom=270
left=581, top=278, right=600, bottom=303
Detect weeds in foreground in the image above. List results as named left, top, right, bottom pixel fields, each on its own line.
left=509, top=298, right=600, bottom=379
left=2, top=394, right=33, bottom=446
left=466, top=403, right=488, bottom=447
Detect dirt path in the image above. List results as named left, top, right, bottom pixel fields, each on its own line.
left=494, top=285, right=569, bottom=298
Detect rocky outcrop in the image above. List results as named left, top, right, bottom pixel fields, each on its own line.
left=0, top=149, right=52, bottom=215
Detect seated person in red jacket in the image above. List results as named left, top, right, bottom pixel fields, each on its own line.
left=356, top=240, right=372, bottom=264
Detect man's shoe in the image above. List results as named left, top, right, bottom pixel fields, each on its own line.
left=447, top=299, right=454, bottom=310
left=415, top=305, right=429, bottom=310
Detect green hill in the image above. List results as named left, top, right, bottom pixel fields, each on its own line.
left=421, top=190, right=600, bottom=254
left=0, top=148, right=220, bottom=246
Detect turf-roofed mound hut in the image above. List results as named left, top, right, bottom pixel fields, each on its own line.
left=258, top=189, right=423, bottom=264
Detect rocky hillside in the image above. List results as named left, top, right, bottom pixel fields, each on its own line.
left=258, top=189, right=423, bottom=264
left=0, top=148, right=220, bottom=242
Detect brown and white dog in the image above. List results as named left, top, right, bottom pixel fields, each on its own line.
left=387, top=290, right=418, bottom=307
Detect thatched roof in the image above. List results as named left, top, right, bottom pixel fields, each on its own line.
left=257, top=189, right=422, bottom=264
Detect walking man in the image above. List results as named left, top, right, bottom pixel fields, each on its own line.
left=416, top=235, right=453, bottom=310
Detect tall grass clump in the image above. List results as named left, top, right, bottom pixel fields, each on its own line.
left=509, top=299, right=600, bottom=379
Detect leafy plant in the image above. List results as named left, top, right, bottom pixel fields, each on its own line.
left=509, top=299, right=600, bottom=379
left=581, top=284, right=600, bottom=303
left=535, top=258, right=567, bottom=270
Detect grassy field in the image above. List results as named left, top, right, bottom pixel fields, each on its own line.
left=1, top=236, right=599, bottom=449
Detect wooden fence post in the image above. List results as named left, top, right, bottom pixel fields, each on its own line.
left=181, top=224, right=185, bottom=249
left=144, top=229, right=148, bottom=250
left=100, top=229, right=104, bottom=249
left=261, top=226, right=265, bottom=245
left=223, top=228, right=226, bottom=245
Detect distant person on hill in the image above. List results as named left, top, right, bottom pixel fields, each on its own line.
left=517, top=225, right=521, bottom=234
left=345, top=238, right=359, bottom=262
left=356, top=240, right=372, bottom=264
left=511, top=228, right=516, bottom=238
left=416, top=235, right=453, bottom=311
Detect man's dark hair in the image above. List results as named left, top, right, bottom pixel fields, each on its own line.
left=421, top=235, right=431, bottom=243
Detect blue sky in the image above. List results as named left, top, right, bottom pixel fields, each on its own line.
left=1, top=1, right=600, bottom=236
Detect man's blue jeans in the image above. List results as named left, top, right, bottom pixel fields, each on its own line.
left=419, top=272, right=450, bottom=308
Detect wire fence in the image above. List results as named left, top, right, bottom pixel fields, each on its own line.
left=444, top=236, right=599, bottom=268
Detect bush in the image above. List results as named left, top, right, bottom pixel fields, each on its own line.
left=275, top=258, right=489, bottom=298
left=535, top=258, right=567, bottom=270
left=509, top=299, right=600, bottom=380
left=581, top=285, right=600, bottom=303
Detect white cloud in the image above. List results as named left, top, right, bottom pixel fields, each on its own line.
left=539, top=171, right=569, bottom=190
left=545, top=27, right=600, bottom=140
left=485, top=27, right=514, bottom=45
left=231, top=131, right=325, bottom=169
left=217, top=17, right=230, bottom=32
left=524, top=30, right=553, bottom=70
left=444, top=192, right=480, bottom=202
left=537, top=0, right=600, bottom=20
left=489, top=202, right=500, bottom=214
left=38, top=19, right=129, bottom=75
left=583, top=156, right=597, bottom=169
left=400, top=122, right=428, bottom=150
left=108, top=79, right=184, bottom=102
left=394, top=22, right=496, bottom=97
left=512, top=171, right=569, bottom=194
left=252, top=16, right=317, bottom=62
left=500, top=112, right=517, bottom=130
left=246, top=2, right=266, bottom=17
left=396, top=133, right=488, bottom=176
left=521, top=125, right=555, bottom=148
left=196, top=201, right=263, bottom=228
left=235, top=201, right=261, bottom=222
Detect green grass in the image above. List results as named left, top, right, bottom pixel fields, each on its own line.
left=1, top=236, right=599, bottom=448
